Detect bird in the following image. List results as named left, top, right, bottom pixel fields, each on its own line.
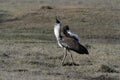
left=62, top=25, right=80, bottom=43
left=54, top=17, right=89, bottom=65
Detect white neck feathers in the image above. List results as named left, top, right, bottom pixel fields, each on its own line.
left=54, top=23, right=61, bottom=41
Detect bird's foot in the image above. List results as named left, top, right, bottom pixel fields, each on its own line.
left=72, top=62, right=79, bottom=66
left=61, top=62, right=79, bottom=66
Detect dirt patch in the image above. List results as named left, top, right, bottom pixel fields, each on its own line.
left=29, top=61, right=57, bottom=68
left=87, top=74, right=119, bottom=80
left=41, top=5, right=53, bottom=9
left=98, top=64, right=119, bottom=73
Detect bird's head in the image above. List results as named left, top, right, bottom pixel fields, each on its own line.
left=55, top=17, right=60, bottom=24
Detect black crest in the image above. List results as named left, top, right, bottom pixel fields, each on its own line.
left=56, top=17, right=60, bottom=23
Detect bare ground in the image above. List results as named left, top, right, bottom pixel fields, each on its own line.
left=0, top=0, right=120, bottom=80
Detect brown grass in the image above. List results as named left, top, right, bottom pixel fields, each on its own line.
left=0, top=42, right=120, bottom=80
left=0, top=0, right=120, bottom=80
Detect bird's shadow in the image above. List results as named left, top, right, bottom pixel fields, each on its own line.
left=62, top=62, right=79, bottom=66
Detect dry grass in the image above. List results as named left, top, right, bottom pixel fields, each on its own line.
left=0, top=41, right=120, bottom=80
left=0, top=0, right=120, bottom=80
left=1, top=7, right=120, bottom=41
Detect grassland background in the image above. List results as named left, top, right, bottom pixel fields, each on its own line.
left=0, top=0, right=120, bottom=80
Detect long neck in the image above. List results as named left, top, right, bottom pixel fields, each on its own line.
left=54, top=23, right=62, bottom=41
left=63, top=29, right=70, bottom=37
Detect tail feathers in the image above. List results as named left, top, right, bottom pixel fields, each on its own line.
left=74, top=48, right=89, bottom=54
left=72, top=44, right=89, bottom=54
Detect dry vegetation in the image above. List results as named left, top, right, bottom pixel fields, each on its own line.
left=0, top=42, right=120, bottom=80
left=0, top=0, right=120, bottom=80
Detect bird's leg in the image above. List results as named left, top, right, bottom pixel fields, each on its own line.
left=61, top=48, right=67, bottom=65
left=70, top=52, right=74, bottom=64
